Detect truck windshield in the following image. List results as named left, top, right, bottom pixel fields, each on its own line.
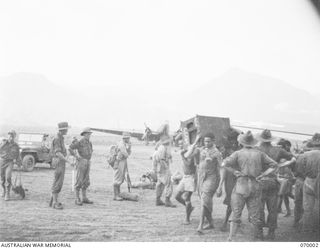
left=19, top=134, right=43, bottom=142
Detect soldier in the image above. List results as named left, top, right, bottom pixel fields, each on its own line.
left=49, top=122, right=73, bottom=210
left=217, top=129, right=241, bottom=232
left=113, top=132, right=131, bottom=201
left=41, top=134, right=50, bottom=152
left=175, top=139, right=197, bottom=224
left=223, top=131, right=279, bottom=241
left=69, top=127, right=94, bottom=206
left=292, top=154, right=305, bottom=228
left=154, top=136, right=176, bottom=207
left=257, top=130, right=296, bottom=240
left=0, top=130, right=22, bottom=201
left=296, top=133, right=320, bottom=233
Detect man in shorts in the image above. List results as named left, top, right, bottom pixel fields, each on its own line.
left=175, top=139, right=197, bottom=224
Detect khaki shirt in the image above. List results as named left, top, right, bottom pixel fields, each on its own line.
left=223, top=147, right=277, bottom=178
left=69, top=137, right=93, bottom=160
left=297, top=150, right=320, bottom=179
left=51, top=133, right=67, bottom=157
left=116, top=141, right=131, bottom=161
left=0, top=140, right=21, bottom=165
left=154, top=144, right=171, bottom=174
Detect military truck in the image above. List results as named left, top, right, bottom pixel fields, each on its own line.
left=18, top=133, right=52, bottom=171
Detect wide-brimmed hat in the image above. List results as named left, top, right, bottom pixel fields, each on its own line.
left=238, top=131, right=258, bottom=147
left=306, top=133, right=320, bottom=149
left=257, top=129, right=275, bottom=142
left=80, top=127, right=93, bottom=136
left=8, top=130, right=17, bottom=137
left=58, top=122, right=71, bottom=131
left=277, top=138, right=291, bottom=148
left=122, top=132, right=131, bottom=139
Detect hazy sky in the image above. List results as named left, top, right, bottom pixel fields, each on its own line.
left=0, top=0, right=320, bottom=95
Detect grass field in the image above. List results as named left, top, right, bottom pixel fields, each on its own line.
left=0, top=136, right=319, bottom=242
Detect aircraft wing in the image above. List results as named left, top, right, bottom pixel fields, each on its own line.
left=90, top=127, right=161, bottom=141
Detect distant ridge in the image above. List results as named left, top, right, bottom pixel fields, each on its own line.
left=1, top=70, right=319, bottom=136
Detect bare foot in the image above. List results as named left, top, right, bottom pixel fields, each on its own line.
left=203, top=224, right=214, bottom=230
left=197, top=227, right=204, bottom=234
left=183, top=220, right=191, bottom=225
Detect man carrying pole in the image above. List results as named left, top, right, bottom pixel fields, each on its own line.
left=175, top=139, right=197, bottom=224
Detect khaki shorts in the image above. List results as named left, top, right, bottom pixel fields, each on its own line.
left=176, top=174, right=196, bottom=193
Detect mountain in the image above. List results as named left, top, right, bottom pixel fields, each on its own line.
left=1, top=70, right=319, bottom=136
left=0, top=73, right=181, bottom=132
left=181, top=68, right=320, bottom=134
left=0, top=73, right=84, bottom=127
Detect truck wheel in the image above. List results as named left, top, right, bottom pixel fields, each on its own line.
left=22, top=155, right=35, bottom=172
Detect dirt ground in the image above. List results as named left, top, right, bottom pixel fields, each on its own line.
left=1, top=137, right=319, bottom=242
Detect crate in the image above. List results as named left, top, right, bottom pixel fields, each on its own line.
left=180, top=115, right=231, bottom=147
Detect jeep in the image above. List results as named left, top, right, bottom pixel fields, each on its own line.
left=18, top=133, right=53, bottom=171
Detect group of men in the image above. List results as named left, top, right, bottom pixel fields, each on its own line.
left=1, top=122, right=319, bottom=242
left=0, top=122, right=132, bottom=207
left=169, top=129, right=319, bottom=241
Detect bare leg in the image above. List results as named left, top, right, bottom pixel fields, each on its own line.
left=221, top=205, right=232, bottom=231
left=175, top=191, right=186, bottom=206
left=197, top=205, right=206, bottom=234
left=185, top=192, right=194, bottom=224
left=284, top=195, right=291, bottom=217
left=203, top=206, right=214, bottom=230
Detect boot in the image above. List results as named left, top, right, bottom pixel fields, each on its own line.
left=82, top=189, right=93, bottom=204
left=227, top=222, right=238, bottom=241
left=165, top=197, right=176, bottom=208
left=253, top=225, right=264, bottom=241
left=266, top=229, right=275, bottom=241
left=4, top=187, right=10, bottom=201
left=156, top=197, right=165, bottom=206
left=284, top=209, right=291, bottom=217
left=75, top=189, right=83, bottom=206
left=113, top=185, right=123, bottom=201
